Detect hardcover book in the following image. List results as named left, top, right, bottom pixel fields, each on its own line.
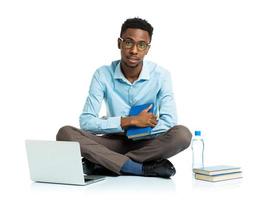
left=193, top=165, right=242, bottom=182
left=195, top=172, right=242, bottom=182
left=193, top=165, right=241, bottom=176
left=126, top=103, right=154, bottom=139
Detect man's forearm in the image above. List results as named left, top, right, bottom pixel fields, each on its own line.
left=121, top=113, right=158, bottom=129
left=80, top=114, right=123, bottom=133
left=121, top=116, right=136, bottom=129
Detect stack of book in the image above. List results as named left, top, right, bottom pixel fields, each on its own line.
left=193, top=165, right=242, bottom=182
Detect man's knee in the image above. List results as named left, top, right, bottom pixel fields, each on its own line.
left=56, top=125, right=74, bottom=141
left=166, top=125, right=192, bottom=152
left=175, top=125, right=192, bottom=149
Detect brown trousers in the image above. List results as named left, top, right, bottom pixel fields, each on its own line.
left=56, top=125, right=192, bottom=174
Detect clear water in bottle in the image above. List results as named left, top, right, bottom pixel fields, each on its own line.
left=192, top=130, right=204, bottom=169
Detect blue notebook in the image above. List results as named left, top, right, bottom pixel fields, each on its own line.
left=126, top=103, right=154, bottom=139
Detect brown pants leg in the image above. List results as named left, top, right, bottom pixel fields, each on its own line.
left=56, top=125, right=192, bottom=175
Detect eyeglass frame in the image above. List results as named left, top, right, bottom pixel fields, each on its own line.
left=118, top=37, right=151, bottom=51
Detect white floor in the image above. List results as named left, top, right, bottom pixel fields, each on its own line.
left=27, top=175, right=243, bottom=199
left=1, top=144, right=265, bottom=200
left=2, top=169, right=254, bottom=200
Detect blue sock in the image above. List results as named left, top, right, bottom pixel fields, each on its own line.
left=120, top=159, right=143, bottom=175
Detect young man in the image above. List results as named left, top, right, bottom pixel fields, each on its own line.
left=56, top=17, right=192, bottom=178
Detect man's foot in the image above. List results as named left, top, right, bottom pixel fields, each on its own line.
left=82, top=158, right=95, bottom=175
left=82, top=158, right=118, bottom=176
left=142, top=159, right=176, bottom=178
left=93, top=165, right=118, bottom=176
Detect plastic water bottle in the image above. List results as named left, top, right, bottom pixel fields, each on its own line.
left=192, top=130, right=204, bottom=169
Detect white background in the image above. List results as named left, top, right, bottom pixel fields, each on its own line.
left=0, top=0, right=266, bottom=199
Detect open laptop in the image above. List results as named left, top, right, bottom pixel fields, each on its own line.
left=25, top=140, right=105, bottom=185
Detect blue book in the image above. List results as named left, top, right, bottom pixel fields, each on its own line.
left=126, top=103, right=154, bottom=139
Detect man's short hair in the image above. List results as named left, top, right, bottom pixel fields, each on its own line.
left=120, top=17, right=154, bottom=42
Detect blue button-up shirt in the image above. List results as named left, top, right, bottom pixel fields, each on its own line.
left=79, top=60, right=177, bottom=135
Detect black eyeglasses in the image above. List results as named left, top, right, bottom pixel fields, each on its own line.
left=119, top=38, right=150, bottom=51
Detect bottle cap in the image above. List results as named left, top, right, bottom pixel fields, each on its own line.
left=195, top=130, right=201, bottom=136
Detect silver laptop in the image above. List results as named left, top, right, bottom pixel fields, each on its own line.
left=25, top=140, right=105, bottom=185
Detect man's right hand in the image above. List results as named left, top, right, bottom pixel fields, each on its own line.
left=120, top=104, right=158, bottom=129
left=132, top=104, right=158, bottom=128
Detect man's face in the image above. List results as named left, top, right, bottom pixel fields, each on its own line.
left=118, top=28, right=151, bottom=68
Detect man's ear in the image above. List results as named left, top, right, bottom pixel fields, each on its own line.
left=117, top=38, right=121, bottom=49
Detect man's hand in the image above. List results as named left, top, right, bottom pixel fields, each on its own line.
left=132, top=104, right=158, bottom=127
left=120, top=104, right=158, bottom=129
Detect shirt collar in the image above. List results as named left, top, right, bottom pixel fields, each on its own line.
left=114, top=60, right=150, bottom=81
